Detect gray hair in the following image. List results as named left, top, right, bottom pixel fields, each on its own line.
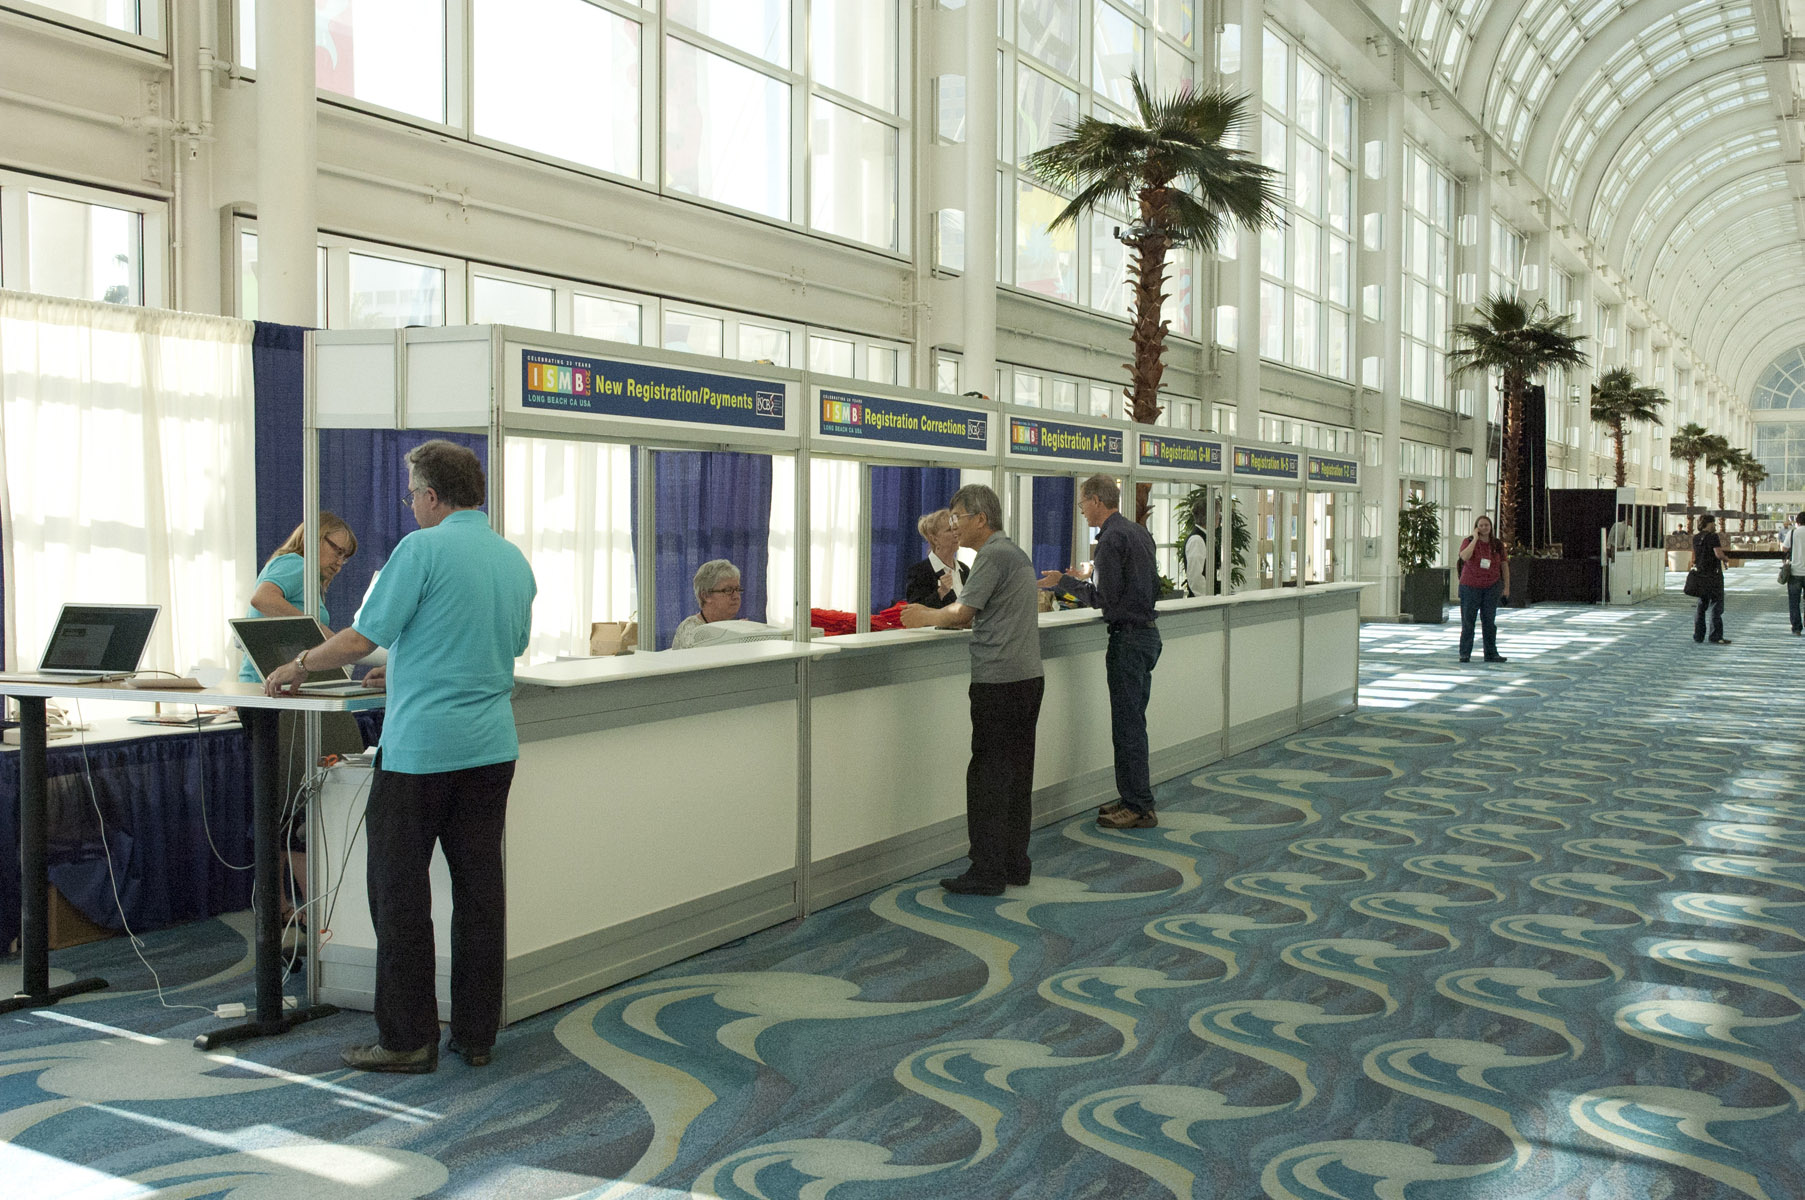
left=949, top=483, right=1003, bottom=535
left=917, top=508, right=951, bottom=542
left=405, top=439, right=486, bottom=508
left=692, top=559, right=741, bottom=604
left=1079, top=473, right=1121, bottom=510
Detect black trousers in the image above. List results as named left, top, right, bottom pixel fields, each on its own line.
left=366, top=756, right=515, bottom=1053
left=965, top=676, right=1044, bottom=883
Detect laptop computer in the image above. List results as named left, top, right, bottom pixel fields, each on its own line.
left=230, top=615, right=384, bottom=698
left=0, top=603, right=161, bottom=684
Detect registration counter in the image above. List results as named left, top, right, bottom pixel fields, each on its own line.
left=315, top=584, right=1362, bottom=1025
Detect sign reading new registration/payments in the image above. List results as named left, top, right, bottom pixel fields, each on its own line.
left=1308, top=455, right=1360, bottom=487
left=1231, top=445, right=1302, bottom=482
left=1007, top=416, right=1124, bottom=465
left=1138, top=432, right=1225, bottom=475
left=817, top=389, right=989, bottom=453
left=520, top=350, right=786, bottom=432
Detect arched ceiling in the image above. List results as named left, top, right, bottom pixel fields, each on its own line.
left=1395, top=0, right=1805, bottom=403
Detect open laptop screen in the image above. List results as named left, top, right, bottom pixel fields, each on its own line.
left=229, top=616, right=352, bottom=684
left=40, top=604, right=160, bottom=673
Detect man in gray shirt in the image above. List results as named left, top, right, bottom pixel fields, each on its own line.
left=900, top=483, right=1044, bottom=895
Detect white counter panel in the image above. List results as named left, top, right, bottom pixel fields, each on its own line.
left=1034, top=642, right=1116, bottom=788
left=809, top=672, right=970, bottom=860
left=1228, top=609, right=1303, bottom=731
left=1302, top=603, right=1359, bottom=707
left=1148, top=622, right=1223, bottom=752
left=507, top=699, right=799, bottom=956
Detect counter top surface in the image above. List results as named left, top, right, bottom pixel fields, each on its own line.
left=0, top=679, right=386, bottom=711
left=516, top=639, right=836, bottom=687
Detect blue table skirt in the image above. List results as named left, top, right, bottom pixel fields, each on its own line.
left=2, top=710, right=383, bottom=950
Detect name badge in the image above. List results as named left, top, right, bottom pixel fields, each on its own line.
left=1479, top=557, right=1492, bottom=569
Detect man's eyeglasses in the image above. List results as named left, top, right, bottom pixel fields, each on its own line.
left=711, top=586, right=745, bottom=596
left=401, top=488, right=419, bottom=508
left=948, top=510, right=971, bottom=528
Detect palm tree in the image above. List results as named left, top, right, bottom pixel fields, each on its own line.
left=1450, top=294, right=1589, bottom=548
left=1668, top=422, right=1711, bottom=531
left=1588, top=367, right=1666, bottom=487
left=1025, top=75, right=1283, bottom=522
left=1701, top=434, right=1735, bottom=517
left=1734, top=454, right=1769, bottom=532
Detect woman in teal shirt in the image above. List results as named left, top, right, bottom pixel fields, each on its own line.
left=235, top=514, right=359, bottom=682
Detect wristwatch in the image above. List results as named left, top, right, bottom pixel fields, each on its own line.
left=293, top=650, right=309, bottom=674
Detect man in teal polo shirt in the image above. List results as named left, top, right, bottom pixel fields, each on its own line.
left=265, top=439, right=535, bottom=1073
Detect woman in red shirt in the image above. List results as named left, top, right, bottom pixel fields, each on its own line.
left=1456, top=516, right=1511, bottom=663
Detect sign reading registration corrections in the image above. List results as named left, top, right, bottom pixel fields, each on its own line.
left=818, top=390, right=988, bottom=451
left=1008, top=416, right=1124, bottom=464
left=521, top=350, right=786, bottom=432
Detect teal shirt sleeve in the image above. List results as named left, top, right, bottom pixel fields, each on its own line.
left=353, top=537, right=425, bottom=648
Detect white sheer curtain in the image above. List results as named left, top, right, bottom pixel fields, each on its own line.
left=502, top=437, right=637, bottom=662
left=0, top=291, right=255, bottom=682
left=767, top=456, right=861, bottom=624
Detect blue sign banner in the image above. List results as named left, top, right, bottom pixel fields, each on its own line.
left=520, top=350, right=786, bottom=431
left=1007, top=417, right=1123, bottom=464
left=1232, top=446, right=1302, bottom=480
left=1138, top=433, right=1225, bottom=473
left=1308, top=455, right=1360, bottom=486
left=818, top=390, right=988, bottom=451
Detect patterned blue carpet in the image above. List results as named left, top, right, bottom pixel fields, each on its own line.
left=5, top=567, right=1804, bottom=1199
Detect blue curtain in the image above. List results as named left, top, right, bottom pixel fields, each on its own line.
left=316, top=430, right=488, bottom=624
left=1031, top=475, right=1075, bottom=572
left=647, top=450, right=772, bottom=649
left=252, top=322, right=310, bottom=562
left=869, top=465, right=962, bottom=610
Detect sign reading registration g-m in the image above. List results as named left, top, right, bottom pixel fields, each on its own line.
left=1308, top=455, right=1360, bottom=486
left=521, top=350, right=786, bottom=432
left=1007, top=417, right=1124, bottom=465
left=1139, top=433, right=1225, bottom=474
left=818, top=390, right=988, bottom=451
left=1231, top=446, right=1302, bottom=481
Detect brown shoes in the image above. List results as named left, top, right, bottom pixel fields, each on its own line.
left=1097, top=807, right=1158, bottom=829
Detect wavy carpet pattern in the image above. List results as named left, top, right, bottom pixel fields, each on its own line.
left=5, top=567, right=1804, bottom=1199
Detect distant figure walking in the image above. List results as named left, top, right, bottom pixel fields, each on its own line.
left=1783, top=512, right=1805, bottom=635
left=1692, top=514, right=1729, bottom=645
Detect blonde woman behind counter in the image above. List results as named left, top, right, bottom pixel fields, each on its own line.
left=671, top=559, right=744, bottom=649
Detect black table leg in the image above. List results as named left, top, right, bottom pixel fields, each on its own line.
left=194, top=706, right=336, bottom=1049
left=2, top=696, right=108, bottom=1014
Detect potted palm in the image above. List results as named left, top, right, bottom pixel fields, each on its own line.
left=1735, top=456, right=1768, bottom=534
left=1450, top=295, right=1588, bottom=549
left=1398, top=493, right=1446, bottom=623
left=1667, top=422, right=1712, bottom=568
left=1174, top=486, right=1248, bottom=591
left=1589, top=367, right=1666, bottom=487
left=1026, top=76, right=1282, bottom=524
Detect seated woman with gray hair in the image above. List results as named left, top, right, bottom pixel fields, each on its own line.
left=671, top=559, right=744, bottom=649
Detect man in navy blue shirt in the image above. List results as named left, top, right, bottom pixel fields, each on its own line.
left=1042, top=474, right=1163, bottom=829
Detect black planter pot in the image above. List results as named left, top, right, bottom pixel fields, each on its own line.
left=1505, top=556, right=1534, bottom=607
left=1401, top=568, right=1449, bottom=623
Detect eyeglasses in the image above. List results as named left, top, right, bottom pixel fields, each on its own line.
left=710, top=585, right=745, bottom=596
left=401, top=488, right=419, bottom=508
left=323, top=535, right=353, bottom=559
left=948, top=510, right=969, bottom=528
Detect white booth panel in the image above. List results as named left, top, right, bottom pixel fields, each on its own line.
left=1148, top=625, right=1224, bottom=751
left=407, top=337, right=494, bottom=429
left=810, top=673, right=972, bottom=859
left=315, top=339, right=398, bottom=428
left=507, top=701, right=799, bottom=955
left=1034, top=644, right=1117, bottom=788
left=1228, top=610, right=1302, bottom=738
left=1302, top=604, right=1359, bottom=709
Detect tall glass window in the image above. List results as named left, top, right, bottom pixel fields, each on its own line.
left=473, top=0, right=642, bottom=178
left=1006, top=0, right=1206, bottom=334
left=240, top=0, right=446, bottom=124
left=1258, top=27, right=1355, bottom=379
left=1401, top=143, right=1455, bottom=408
